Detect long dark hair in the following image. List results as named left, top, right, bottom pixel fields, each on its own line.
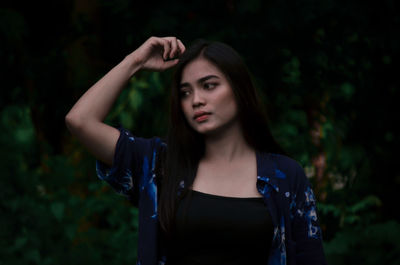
left=157, top=39, right=285, bottom=236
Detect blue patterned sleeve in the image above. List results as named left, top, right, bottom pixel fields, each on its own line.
left=95, top=126, right=164, bottom=205
left=291, top=165, right=327, bottom=265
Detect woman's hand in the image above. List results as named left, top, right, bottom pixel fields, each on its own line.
left=131, top=36, right=186, bottom=71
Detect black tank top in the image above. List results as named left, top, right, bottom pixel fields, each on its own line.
left=166, top=189, right=274, bottom=265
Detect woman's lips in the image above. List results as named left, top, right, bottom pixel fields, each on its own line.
left=195, top=114, right=210, bottom=122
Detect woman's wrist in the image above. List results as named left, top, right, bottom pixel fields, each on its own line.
left=123, top=52, right=144, bottom=76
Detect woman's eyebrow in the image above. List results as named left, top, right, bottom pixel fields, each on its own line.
left=179, top=75, right=220, bottom=89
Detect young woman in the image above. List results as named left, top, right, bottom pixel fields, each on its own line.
left=65, top=36, right=327, bottom=265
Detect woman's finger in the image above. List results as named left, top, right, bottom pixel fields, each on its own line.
left=162, top=58, right=179, bottom=69
left=161, top=39, right=171, bottom=60
left=166, top=37, right=177, bottom=59
left=177, top=39, right=186, bottom=55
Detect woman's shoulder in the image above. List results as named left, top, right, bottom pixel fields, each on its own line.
left=267, top=153, right=305, bottom=173
left=265, top=152, right=309, bottom=186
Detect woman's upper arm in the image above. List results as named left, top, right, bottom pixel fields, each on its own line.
left=65, top=116, right=120, bottom=166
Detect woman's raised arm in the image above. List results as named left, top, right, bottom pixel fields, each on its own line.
left=65, top=36, right=185, bottom=166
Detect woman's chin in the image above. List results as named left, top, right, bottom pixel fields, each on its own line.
left=195, top=125, right=226, bottom=138
left=192, top=125, right=215, bottom=135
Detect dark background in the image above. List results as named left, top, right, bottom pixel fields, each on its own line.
left=1, top=0, right=399, bottom=264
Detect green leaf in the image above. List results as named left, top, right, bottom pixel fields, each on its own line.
left=13, top=236, right=28, bottom=250
left=50, top=202, right=64, bottom=221
left=348, top=195, right=381, bottom=213
left=340, top=82, right=355, bottom=100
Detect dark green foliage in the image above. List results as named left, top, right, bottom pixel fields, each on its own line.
left=0, top=105, right=139, bottom=264
left=1, top=0, right=399, bottom=264
left=324, top=220, right=400, bottom=265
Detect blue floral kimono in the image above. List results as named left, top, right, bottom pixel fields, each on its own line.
left=96, top=127, right=327, bottom=265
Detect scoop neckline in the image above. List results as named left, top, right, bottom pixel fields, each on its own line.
left=190, top=189, right=264, bottom=200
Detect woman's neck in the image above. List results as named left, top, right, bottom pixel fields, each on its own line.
left=202, top=121, right=253, bottom=163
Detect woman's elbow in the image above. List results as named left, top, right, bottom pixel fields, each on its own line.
left=65, top=112, right=84, bottom=134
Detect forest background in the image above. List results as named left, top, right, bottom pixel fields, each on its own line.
left=1, top=0, right=399, bottom=264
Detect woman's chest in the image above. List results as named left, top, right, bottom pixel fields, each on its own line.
left=190, top=157, right=261, bottom=198
left=167, top=189, right=274, bottom=264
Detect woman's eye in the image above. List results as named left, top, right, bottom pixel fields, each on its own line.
left=180, top=91, right=190, bottom=97
left=204, top=83, right=217, bottom=90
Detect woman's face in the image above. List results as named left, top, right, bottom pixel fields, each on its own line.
left=179, top=57, right=239, bottom=136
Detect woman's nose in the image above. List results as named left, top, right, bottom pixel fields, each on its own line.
left=192, top=89, right=205, bottom=107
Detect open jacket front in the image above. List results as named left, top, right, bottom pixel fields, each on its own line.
left=96, top=127, right=327, bottom=265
